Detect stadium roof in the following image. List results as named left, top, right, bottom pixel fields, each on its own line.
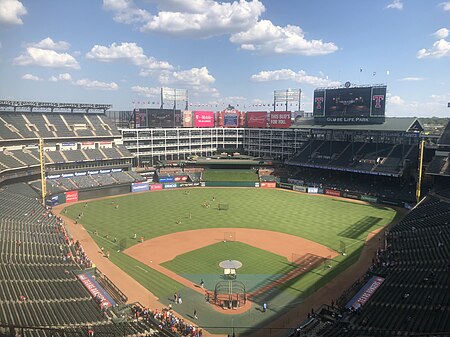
left=291, top=117, right=423, bottom=132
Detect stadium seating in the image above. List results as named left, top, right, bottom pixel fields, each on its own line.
left=288, top=140, right=417, bottom=176
left=0, top=183, right=180, bottom=337
left=314, top=194, right=450, bottom=336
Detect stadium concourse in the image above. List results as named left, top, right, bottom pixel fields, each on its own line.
left=1, top=99, right=450, bottom=337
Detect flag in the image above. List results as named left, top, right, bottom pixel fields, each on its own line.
left=360, top=68, right=363, bottom=72
left=386, top=70, right=390, bottom=75
left=372, top=72, right=376, bottom=76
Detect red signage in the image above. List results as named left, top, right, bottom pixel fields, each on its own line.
left=194, top=111, right=215, bottom=128
left=247, top=111, right=267, bottom=128
left=65, top=190, right=79, bottom=203
left=325, top=189, right=341, bottom=197
left=150, top=184, right=163, bottom=191
left=270, top=111, right=291, bottom=128
left=238, top=111, right=246, bottom=127
left=260, top=182, right=276, bottom=188
left=216, top=111, right=224, bottom=127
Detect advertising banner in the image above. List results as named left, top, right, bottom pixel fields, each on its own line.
left=131, top=182, right=149, bottom=193
left=75, top=171, right=87, bottom=176
left=308, top=187, right=319, bottom=194
left=224, top=113, right=238, bottom=127
left=293, top=185, right=307, bottom=193
left=62, top=173, right=74, bottom=178
left=238, top=111, right=246, bottom=127
left=247, top=111, right=267, bottom=128
left=47, top=174, right=61, bottom=179
left=270, top=111, right=291, bottom=128
left=183, top=110, right=193, bottom=127
left=150, top=184, right=163, bottom=191
left=77, top=273, right=115, bottom=308
left=65, top=190, right=79, bottom=203
left=100, top=169, right=111, bottom=174
left=174, top=175, right=188, bottom=182
left=279, top=183, right=293, bottom=190
left=343, top=192, right=360, bottom=200
left=260, top=182, right=276, bottom=188
left=194, top=111, right=215, bottom=128
left=163, top=183, right=178, bottom=189
left=88, top=170, right=99, bottom=175
left=159, top=176, right=174, bottom=183
left=288, top=178, right=304, bottom=185
left=216, top=111, right=224, bottom=127
left=361, top=195, right=378, bottom=203
left=325, top=189, right=341, bottom=197
left=346, top=276, right=385, bottom=310
left=178, top=182, right=201, bottom=188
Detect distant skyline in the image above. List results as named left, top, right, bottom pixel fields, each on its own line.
left=0, top=0, right=449, bottom=116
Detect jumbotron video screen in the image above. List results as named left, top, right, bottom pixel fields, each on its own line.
left=313, top=85, right=386, bottom=124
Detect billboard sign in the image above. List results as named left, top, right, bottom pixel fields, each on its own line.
left=293, top=185, right=307, bottom=193
left=174, top=175, right=188, bottom=182
left=325, top=189, right=341, bottom=197
left=194, top=111, right=215, bottom=128
left=183, top=110, right=193, bottom=127
left=65, top=190, right=78, bottom=203
left=77, top=273, right=115, bottom=308
left=270, top=111, right=291, bottom=128
left=224, top=112, right=238, bottom=127
left=131, top=182, right=149, bottom=193
left=150, top=183, right=163, bottom=191
left=313, top=86, right=386, bottom=124
left=346, top=276, right=385, bottom=309
left=247, top=111, right=267, bottom=128
left=308, top=187, right=319, bottom=194
left=159, top=176, right=174, bottom=183
left=163, top=183, right=178, bottom=189
left=137, top=108, right=182, bottom=128
left=260, top=182, right=276, bottom=188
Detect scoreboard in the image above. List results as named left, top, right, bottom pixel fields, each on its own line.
left=313, top=85, right=386, bottom=124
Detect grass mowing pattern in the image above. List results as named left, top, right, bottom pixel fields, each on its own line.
left=203, top=169, right=259, bottom=181
left=161, top=241, right=295, bottom=275
left=64, top=188, right=397, bottom=300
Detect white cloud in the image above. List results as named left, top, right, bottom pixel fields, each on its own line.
left=159, top=66, right=215, bottom=86
left=103, top=0, right=264, bottom=38
left=49, top=73, right=72, bottom=82
left=398, top=77, right=425, bottom=81
left=103, top=0, right=152, bottom=24
left=22, top=73, right=42, bottom=81
left=131, top=85, right=160, bottom=97
left=142, top=0, right=265, bottom=38
left=387, top=94, right=405, bottom=105
left=14, top=47, right=80, bottom=69
left=86, top=42, right=173, bottom=75
left=73, top=78, right=119, bottom=91
left=29, top=37, right=71, bottom=51
left=386, top=0, right=403, bottom=10
left=230, top=20, right=338, bottom=55
left=251, top=69, right=340, bottom=87
left=417, top=39, right=450, bottom=58
left=433, top=28, right=449, bottom=39
left=0, top=0, right=27, bottom=25
left=439, top=2, right=450, bottom=11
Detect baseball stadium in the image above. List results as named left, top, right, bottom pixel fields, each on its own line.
left=1, top=83, right=450, bottom=337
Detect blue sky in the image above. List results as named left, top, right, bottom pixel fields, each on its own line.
left=0, top=0, right=449, bottom=116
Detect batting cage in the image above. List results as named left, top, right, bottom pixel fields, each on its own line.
left=213, top=280, right=246, bottom=309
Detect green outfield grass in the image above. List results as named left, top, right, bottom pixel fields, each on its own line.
left=64, top=187, right=398, bottom=329
left=202, top=169, right=259, bottom=181
left=161, top=241, right=296, bottom=275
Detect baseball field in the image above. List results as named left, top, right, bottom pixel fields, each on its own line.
left=63, top=187, right=398, bottom=334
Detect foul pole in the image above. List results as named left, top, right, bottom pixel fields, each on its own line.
left=39, top=138, right=46, bottom=206
left=415, top=139, right=425, bottom=203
